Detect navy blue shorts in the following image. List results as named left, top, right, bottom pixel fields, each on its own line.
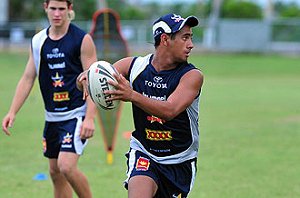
left=124, top=148, right=197, bottom=198
left=42, top=117, right=88, bottom=158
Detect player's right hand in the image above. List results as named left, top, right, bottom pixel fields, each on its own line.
left=76, top=71, right=89, bottom=100
left=2, top=114, right=15, bottom=136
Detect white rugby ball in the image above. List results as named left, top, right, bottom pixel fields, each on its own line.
left=87, top=61, right=120, bottom=110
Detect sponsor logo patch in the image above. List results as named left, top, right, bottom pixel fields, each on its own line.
left=51, top=72, right=65, bottom=87
left=172, top=193, right=182, bottom=198
left=53, top=92, right=70, bottom=102
left=42, top=138, right=47, bottom=153
left=147, top=115, right=166, bottom=124
left=48, top=62, right=66, bottom=69
left=146, top=129, right=172, bottom=141
left=62, top=133, right=73, bottom=144
left=136, top=157, right=150, bottom=171
left=171, top=14, right=184, bottom=23
left=47, top=48, right=65, bottom=59
left=61, top=133, right=73, bottom=149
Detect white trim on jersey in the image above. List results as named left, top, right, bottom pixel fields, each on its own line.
left=45, top=104, right=86, bottom=122
left=31, top=28, right=48, bottom=76
left=129, top=54, right=152, bottom=87
left=73, top=116, right=88, bottom=155
left=189, top=160, right=197, bottom=193
left=124, top=149, right=137, bottom=185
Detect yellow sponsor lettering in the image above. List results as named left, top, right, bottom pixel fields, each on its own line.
left=146, top=129, right=172, bottom=141
left=53, top=92, right=70, bottom=102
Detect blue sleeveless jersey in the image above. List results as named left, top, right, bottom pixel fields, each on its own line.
left=128, top=54, right=201, bottom=164
left=31, top=24, right=87, bottom=121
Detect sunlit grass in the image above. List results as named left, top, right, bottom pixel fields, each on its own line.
left=1, top=51, right=300, bottom=197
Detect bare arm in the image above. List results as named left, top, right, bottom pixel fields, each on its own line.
left=2, top=49, right=37, bottom=135
left=113, top=57, right=134, bottom=78
left=133, top=69, right=203, bottom=120
left=110, top=58, right=204, bottom=121
left=79, top=34, right=97, bottom=139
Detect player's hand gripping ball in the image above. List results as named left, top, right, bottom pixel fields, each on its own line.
left=87, top=61, right=120, bottom=110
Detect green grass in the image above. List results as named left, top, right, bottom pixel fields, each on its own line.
left=1, top=51, right=300, bottom=197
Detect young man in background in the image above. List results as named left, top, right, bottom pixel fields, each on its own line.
left=2, top=1, right=97, bottom=197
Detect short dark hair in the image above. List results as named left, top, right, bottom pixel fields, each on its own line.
left=44, top=0, right=73, bottom=7
left=154, top=33, right=176, bottom=48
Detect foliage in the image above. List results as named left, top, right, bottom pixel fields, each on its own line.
left=109, top=2, right=207, bottom=21
left=9, top=0, right=44, bottom=21
left=73, top=0, right=97, bottom=20
left=169, top=3, right=208, bottom=19
left=119, top=6, right=147, bottom=20
left=221, top=0, right=263, bottom=19
left=7, top=0, right=300, bottom=21
left=202, top=0, right=214, bottom=18
left=7, top=0, right=209, bottom=21
left=272, top=22, right=300, bottom=42
left=8, top=0, right=96, bottom=21
left=274, top=2, right=300, bottom=18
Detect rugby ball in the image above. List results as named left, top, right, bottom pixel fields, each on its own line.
left=87, top=61, right=120, bottom=110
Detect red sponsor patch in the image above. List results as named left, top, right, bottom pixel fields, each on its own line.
left=136, top=157, right=150, bottom=171
left=147, top=115, right=166, bottom=124
left=53, top=92, right=70, bottom=102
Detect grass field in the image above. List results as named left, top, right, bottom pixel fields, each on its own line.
left=0, top=51, right=300, bottom=197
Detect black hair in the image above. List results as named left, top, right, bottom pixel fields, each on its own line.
left=154, top=33, right=176, bottom=48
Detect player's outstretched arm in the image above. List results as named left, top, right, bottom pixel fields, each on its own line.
left=2, top=48, right=37, bottom=136
left=107, top=68, right=203, bottom=121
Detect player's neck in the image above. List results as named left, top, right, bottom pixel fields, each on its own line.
left=152, top=52, right=179, bottom=72
left=49, top=22, right=70, bottom=40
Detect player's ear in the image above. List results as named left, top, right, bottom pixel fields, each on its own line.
left=68, top=3, right=73, bottom=10
left=43, top=2, right=48, bottom=12
left=161, top=33, right=169, bottom=46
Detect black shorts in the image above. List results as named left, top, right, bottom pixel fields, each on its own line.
left=124, top=148, right=197, bottom=198
left=42, top=117, right=88, bottom=158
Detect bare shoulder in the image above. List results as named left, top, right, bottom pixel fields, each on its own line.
left=114, top=57, right=134, bottom=66
left=113, top=57, right=135, bottom=76
left=82, top=33, right=95, bottom=46
left=181, top=68, right=204, bottom=91
left=185, top=69, right=204, bottom=82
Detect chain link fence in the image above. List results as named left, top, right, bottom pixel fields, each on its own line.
left=1, top=18, right=300, bottom=54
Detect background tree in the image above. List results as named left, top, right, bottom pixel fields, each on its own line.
left=9, top=0, right=96, bottom=21
left=73, top=0, right=97, bottom=20
left=9, top=0, right=300, bottom=22
left=9, top=0, right=44, bottom=21
left=274, top=2, right=300, bottom=18
left=221, top=0, right=263, bottom=19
